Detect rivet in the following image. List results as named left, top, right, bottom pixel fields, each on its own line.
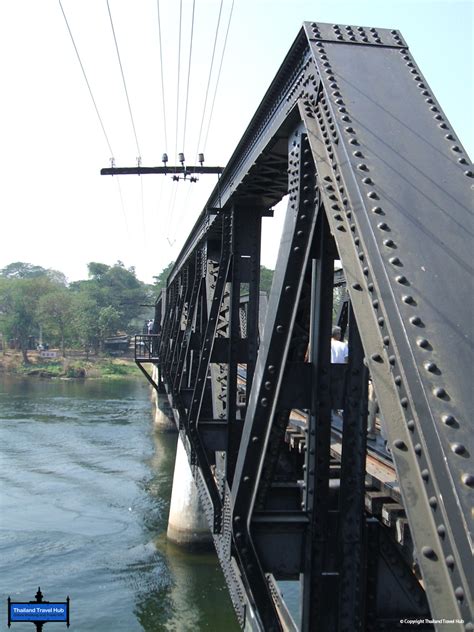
left=260, top=398, right=269, bottom=407
left=268, top=365, right=276, bottom=373
left=394, top=375, right=401, bottom=385
left=417, top=337, right=429, bottom=348
left=410, top=316, right=422, bottom=325
left=414, top=443, right=422, bottom=455
left=362, top=177, right=373, bottom=184
left=276, top=325, right=284, bottom=333
left=371, top=353, right=383, bottom=362
left=372, top=299, right=379, bottom=308
left=451, top=443, right=466, bottom=455
left=424, top=362, right=437, bottom=372
left=368, top=191, right=378, bottom=199
left=421, top=469, right=429, bottom=480
left=372, top=206, right=383, bottom=214
left=465, top=170, right=474, bottom=177
left=455, top=587, right=464, bottom=601
left=445, top=555, right=455, bottom=568
left=378, top=222, right=389, bottom=231
left=401, top=397, right=408, bottom=408
left=390, top=257, right=402, bottom=265
left=402, top=295, right=414, bottom=304
left=264, top=381, right=272, bottom=390
left=396, top=275, right=408, bottom=284
left=383, top=336, right=390, bottom=346
left=384, top=239, right=395, bottom=247
left=394, top=439, right=406, bottom=449
left=461, top=473, right=474, bottom=487
left=251, top=436, right=259, bottom=443
left=352, top=283, right=362, bottom=291
left=357, top=163, right=368, bottom=171
left=442, top=414, right=455, bottom=426
left=378, top=317, right=384, bottom=326
left=422, top=546, right=436, bottom=559
left=388, top=354, right=396, bottom=364
left=451, top=145, right=461, bottom=152
left=433, top=387, right=447, bottom=399
left=429, top=496, right=437, bottom=508
left=407, top=420, right=415, bottom=430
left=437, top=524, right=445, bottom=537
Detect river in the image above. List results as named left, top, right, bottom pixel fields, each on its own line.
left=0, top=375, right=239, bottom=631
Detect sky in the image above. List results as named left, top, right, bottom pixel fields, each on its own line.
left=0, top=0, right=472, bottom=284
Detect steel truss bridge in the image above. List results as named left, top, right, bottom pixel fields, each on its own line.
left=136, top=22, right=473, bottom=632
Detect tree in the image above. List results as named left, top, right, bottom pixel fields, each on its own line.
left=0, top=276, right=54, bottom=362
left=0, top=262, right=67, bottom=285
left=98, top=306, right=121, bottom=350
left=260, top=266, right=274, bottom=296
left=153, top=262, right=175, bottom=295
left=71, top=293, right=100, bottom=357
left=38, top=288, right=73, bottom=357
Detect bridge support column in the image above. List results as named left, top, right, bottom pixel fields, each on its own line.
left=167, top=438, right=212, bottom=548
left=152, top=366, right=176, bottom=431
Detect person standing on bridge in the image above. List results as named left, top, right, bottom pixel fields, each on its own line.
left=331, top=326, right=348, bottom=363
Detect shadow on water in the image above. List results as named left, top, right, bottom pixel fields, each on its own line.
left=133, top=423, right=240, bottom=632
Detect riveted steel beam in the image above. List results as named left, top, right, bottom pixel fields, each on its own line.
left=150, top=20, right=472, bottom=632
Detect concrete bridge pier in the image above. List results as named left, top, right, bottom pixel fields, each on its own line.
left=149, top=366, right=211, bottom=547
left=152, top=366, right=176, bottom=431
left=167, top=438, right=212, bottom=548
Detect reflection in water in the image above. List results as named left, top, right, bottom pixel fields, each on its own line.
left=134, top=427, right=239, bottom=631
left=0, top=376, right=238, bottom=631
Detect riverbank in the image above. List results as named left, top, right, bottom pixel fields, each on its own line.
left=0, top=350, right=143, bottom=379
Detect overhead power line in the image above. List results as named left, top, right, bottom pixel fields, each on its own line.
left=202, top=0, right=236, bottom=155
left=193, top=0, right=224, bottom=167
left=106, top=0, right=141, bottom=158
left=156, top=0, right=168, bottom=151
left=174, top=0, right=183, bottom=163
left=181, top=0, right=196, bottom=154
left=58, top=0, right=114, bottom=159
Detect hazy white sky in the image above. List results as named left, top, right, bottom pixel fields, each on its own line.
left=0, top=0, right=472, bottom=284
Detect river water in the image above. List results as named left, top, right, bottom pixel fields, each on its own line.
left=0, top=375, right=239, bottom=631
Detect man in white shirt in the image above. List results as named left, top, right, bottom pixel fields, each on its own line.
left=331, top=326, right=348, bottom=364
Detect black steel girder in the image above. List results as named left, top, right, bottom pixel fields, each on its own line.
left=147, top=21, right=473, bottom=632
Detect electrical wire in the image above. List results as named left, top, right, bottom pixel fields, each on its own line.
left=156, top=0, right=168, bottom=151
left=106, top=0, right=141, bottom=158
left=181, top=0, right=196, bottom=154
left=58, top=0, right=114, bottom=159
left=174, top=0, right=183, bottom=162
left=202, top=0, right=235, bottom=155
left=58, top=0, right=130, bottom=242
left=193, top=0, right=224, bottom=164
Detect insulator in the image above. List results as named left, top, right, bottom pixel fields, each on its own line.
left=162, top=153, right=168, bottom=163
left=178, top=152, right=185, bottom=164
left=198, top=153, right=204, bottom=164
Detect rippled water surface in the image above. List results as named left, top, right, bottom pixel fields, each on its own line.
left=0, top=376, right=239, bottom=631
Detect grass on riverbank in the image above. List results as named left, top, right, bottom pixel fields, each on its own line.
left=0, top=351, right=142, bottom=379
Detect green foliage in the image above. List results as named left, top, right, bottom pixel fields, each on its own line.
left=0, top=260, right=155, bottom=361
left=153, top=261, right=175, bottom=295
left=260, top=266, right=274, bottom=296
left=0, top=262, right=66, bottom=285
left=0, top=275, right=55, bottom=362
